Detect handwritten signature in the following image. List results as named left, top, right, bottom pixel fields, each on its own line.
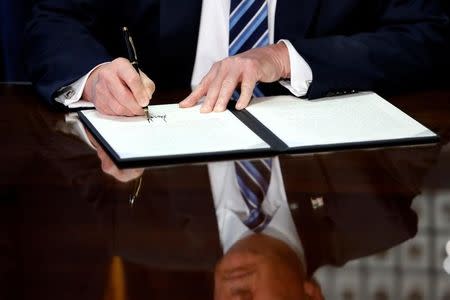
left=148, top=114, right=167, bottom=123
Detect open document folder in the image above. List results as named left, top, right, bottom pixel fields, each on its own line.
left=78, top=92, right=438, bottom=168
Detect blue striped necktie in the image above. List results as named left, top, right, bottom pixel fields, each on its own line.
left=229, top=0, right=269, bottom=55
left=230, top=0, right=272, bottom=232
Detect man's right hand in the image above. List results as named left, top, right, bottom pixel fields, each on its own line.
left=82, top=57, right=155, bottom=116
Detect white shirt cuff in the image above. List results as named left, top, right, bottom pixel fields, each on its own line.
left=54, top=62, right=109, bottom=108
left=63, top=113, right=96, bottom=150
left=277, top=39, right=313, bottom=97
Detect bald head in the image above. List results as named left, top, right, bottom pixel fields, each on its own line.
left=214, top=234, right=323, bottom=300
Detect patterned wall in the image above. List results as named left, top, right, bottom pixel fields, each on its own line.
left=315, top=194, right=450, bottom=300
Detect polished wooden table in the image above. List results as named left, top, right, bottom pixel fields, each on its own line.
left=1, top=83, right=449, bottom=300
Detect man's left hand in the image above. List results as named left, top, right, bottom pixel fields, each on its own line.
left=179, top=43, right=290, bottom=112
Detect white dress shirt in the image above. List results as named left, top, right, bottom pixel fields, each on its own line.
left=55, top=0, right=313, bottom=107
left=208, top=157, right=306, bottom=269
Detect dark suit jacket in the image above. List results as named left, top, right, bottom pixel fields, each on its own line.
left=26, top=0, right=449, bottom=103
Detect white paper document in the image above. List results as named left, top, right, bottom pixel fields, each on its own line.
left=80, top=92, right=437, bottom=165
left=80, top=104, right=270, bottom=159
left=246, top=92, right=436, bottom=148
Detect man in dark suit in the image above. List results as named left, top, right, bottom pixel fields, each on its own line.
left=26, top=0, right=448, bottom=116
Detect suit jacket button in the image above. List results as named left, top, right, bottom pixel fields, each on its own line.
left=311, top=196, right=324, bottom=210
left=289, top=202, right=299, bottom=211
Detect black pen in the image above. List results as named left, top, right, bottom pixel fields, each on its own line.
left=122, top=26, right=150, bottom=121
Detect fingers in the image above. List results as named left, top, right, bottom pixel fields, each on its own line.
left=83, top=57, right=155, bottom=116
left=202, top=64, right=228, bottom=113
left=140, top=71, right=156, bottom=101
left=179, top=64, right=218, bottom=108
left=214, top=75, right=239, bottom=111
left=179, top=82, right=208, bottom=108
left=85, top=130, right=99, bottom=149
left=235, top=74, right=255, bottom=110
left=116, top=59, right=149, bottom=107
left=201, top=58, right=256, bottom=112
left=96, top=143, right=144, bottom=182
left=108, top=75, right=143, bottom=115
left=206, top=66, right=241, bottom=112
left=93, top=77, right=130, bottom=116
left=106, top=94, right=135, bottom=117
left=180, top=54, right=263, bottom=113
left=178, top=81, right=207, bottom=108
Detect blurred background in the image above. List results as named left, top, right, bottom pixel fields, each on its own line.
left=316, top=195, right=450, bottom=300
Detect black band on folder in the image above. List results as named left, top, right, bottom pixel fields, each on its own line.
left=78, top=98, right=439, bottom=169
left=228, top=103, right=289, bottom=152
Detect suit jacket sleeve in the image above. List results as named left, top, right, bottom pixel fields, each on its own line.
left=290, top=0, right=449, bottom=99
left=25, top=0, right=114, bottom=103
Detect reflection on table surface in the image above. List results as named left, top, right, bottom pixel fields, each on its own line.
left=1, top=84, right=450, bottom=300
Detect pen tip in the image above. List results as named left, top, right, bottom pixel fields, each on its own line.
left=144, top=107, right=150, bottom=120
